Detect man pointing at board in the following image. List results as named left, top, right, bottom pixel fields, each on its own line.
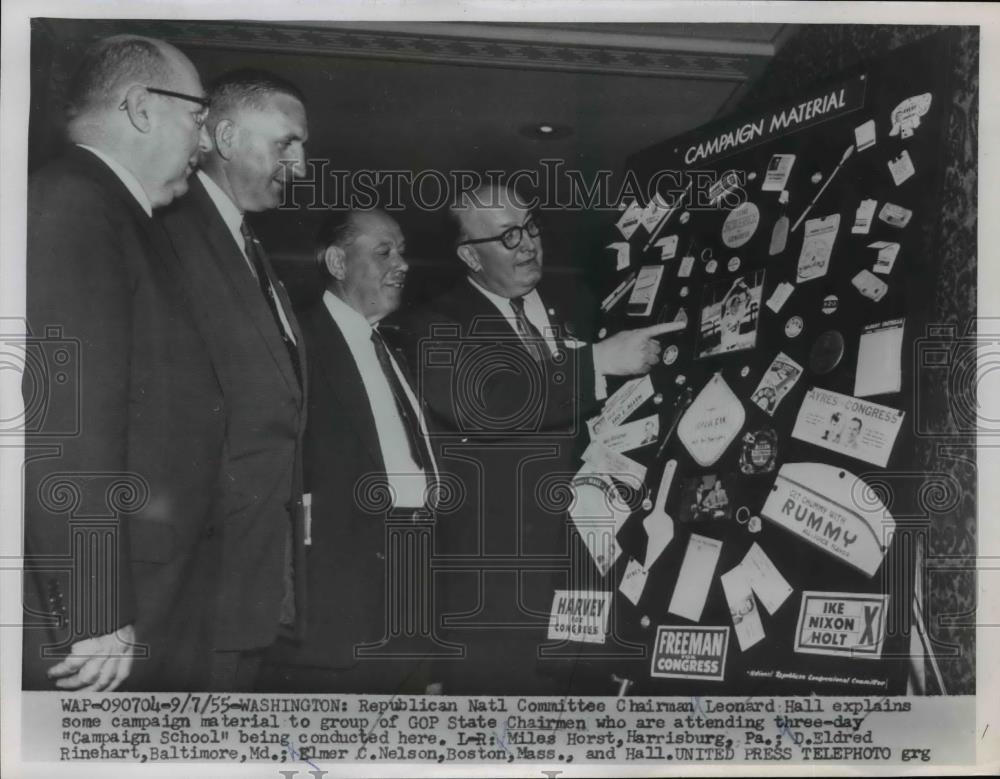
left=395, top=181, right=676, bottom=695
left=401, top=181, right=673, bottom=433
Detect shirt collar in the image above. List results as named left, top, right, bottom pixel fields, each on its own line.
left=76, top=144, right=153, bottom=217
left=322, top=289, right=375, bottom=345
left=197, top=169, right=244, bottom=241
left=466, top=275, right=542, bottom=314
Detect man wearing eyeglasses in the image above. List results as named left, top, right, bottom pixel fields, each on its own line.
left=395, top=182, right=674, bottom=694
left=24, top=35, right=222, bottom=691
left=159, top=69, right=309, bottom=691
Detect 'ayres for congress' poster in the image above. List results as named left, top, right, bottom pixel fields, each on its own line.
left=791, top=387, right=904, bottom=467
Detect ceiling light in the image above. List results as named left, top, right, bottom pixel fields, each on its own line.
left=519, top=123, right=573, bottom=140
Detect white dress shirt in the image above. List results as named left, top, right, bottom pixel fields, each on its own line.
left=467, top=277, right=608, bottom=399
left=323, top=290, right=438, bottom=509
left=467, top=277, right=561, bottom=357
left=77, top=144, right=153, bottom=217
left=197, top=170, right=297, bottom=344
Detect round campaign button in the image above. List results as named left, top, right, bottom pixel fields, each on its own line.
left=739, top=428, right=778, bottom=475
left=740, top=365, right=750, bottom=377
left=728, top=256, right=741, bottom=272
left=663, top=344, right=679, bottom=365
left=722, top=201, right=760, bottom=248
left=811, top=172, right=823, bottom=184
left=675, top=375, right=687, bottom=386
left=598, top=327, right=607, bottom=339
left=809, top=329, right=846, bottom=375
left=706, top=260, right=718, bottom=274
left=653, top=392, right=664, bottom=405
left=748, top=171, right=758, bottom=182
left=679, top=211, right=691, bottom=225
left=785, top=315, right=804, bottom=338
left=822, top=294, right=839, bottom=314
left=640, top=615, right=651, bottom=629
left=748, top=516, right=762, bottom=533
left=680, top=286, right=689, bottom=298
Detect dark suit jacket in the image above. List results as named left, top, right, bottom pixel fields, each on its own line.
left=23, top=146, right=226, bottom=690
left=268, top=300, right=435, bottom=692
left=392, top=279, right=603, bottom=694
left=159, top=174, right=307, bottom=655
left=398, top=279, right=598, bottom=436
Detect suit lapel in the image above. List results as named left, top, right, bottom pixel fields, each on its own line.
left=304, top=304, right=385, bottom=473
left=269, top=258, right=307, bottom=400
left=68, top=146, right=149, bottom=223
left=376, top=325, right=418, bottom=384
left=252, top=235, right=306, bottom=398
left=447, top=281, right=520, bottom=338
left=70, top=149, right=224, bottom=377
left=72, top=147, right=171, bottom=267
left=185, top=176, right=302, bottom=401
left=533, top=291, right=573, bottom=350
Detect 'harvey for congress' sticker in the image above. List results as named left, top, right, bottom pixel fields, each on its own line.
left=547, top=590, right=612, bottom=644
left=794, top=591, right=889, bottom=659
left=650, top=625, right=729, bottom=681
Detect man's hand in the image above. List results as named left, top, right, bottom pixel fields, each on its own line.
left=47, top=625, right=136, bottom=691
left=593, top=323, right=680, bottom=376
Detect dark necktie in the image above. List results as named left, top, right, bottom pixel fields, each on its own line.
left=240, top=219, right=301, bottom=385
left=370, top=328, right=438, bottom=508
left=509, top=295, right=551, bottom=363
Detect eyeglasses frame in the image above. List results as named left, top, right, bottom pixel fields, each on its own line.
left=458, top=215, right=541, bottom=251
left=118, top=86, right=210, bottom=128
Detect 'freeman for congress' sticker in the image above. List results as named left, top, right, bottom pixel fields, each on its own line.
left=548, top=590, right=612, bottom=644
left=650, top=625, right=729, bottom=681
left=794, top=591, right=889, bottom=659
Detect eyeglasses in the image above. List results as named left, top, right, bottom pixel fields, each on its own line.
left=119, top=86, right=210, bottom=128
left=458, top=216, right=540, bottom=251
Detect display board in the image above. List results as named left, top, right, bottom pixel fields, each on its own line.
left=566, top=30, right=961, bottom=696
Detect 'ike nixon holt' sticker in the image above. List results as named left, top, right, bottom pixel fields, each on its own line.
left=794, top=591, right=889, bottom=659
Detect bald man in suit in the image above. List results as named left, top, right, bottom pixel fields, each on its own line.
left=396, top=182, right=673, bottom=694
left=24, top=35, right=222, bottom=691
